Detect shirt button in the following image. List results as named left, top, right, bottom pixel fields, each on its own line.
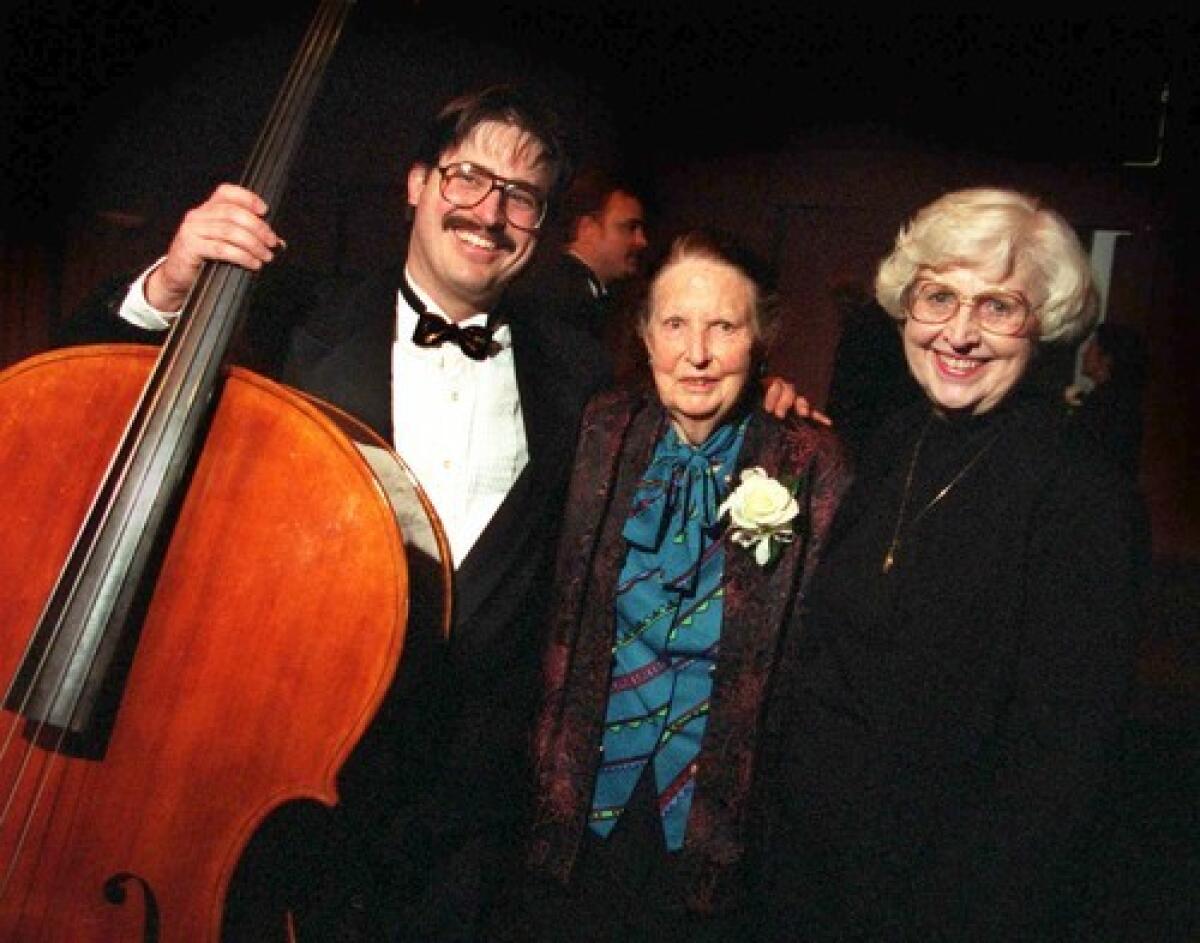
left=450, top=391, right=459, bottom=402
left=442, top=460, right=451, bottom=470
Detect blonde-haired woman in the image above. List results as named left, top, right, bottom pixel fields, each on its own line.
left=762, top=187, right=1148, bottom=940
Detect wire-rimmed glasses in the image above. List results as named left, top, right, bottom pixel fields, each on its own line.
left=907, top=279, right=1035, bottom=335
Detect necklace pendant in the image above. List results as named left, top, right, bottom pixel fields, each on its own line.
left=882, top=545, right=896, bottom=573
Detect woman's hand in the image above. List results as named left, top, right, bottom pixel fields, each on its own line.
left=761, top=375, right=832, bottom=425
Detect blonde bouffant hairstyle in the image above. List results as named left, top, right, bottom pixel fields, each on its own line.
left=874, top=187, right=1098, bottom=345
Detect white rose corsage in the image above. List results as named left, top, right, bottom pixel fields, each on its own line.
left=718, top=466, right=801, bottom=567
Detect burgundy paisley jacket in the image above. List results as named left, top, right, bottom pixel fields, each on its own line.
left=526, top=388, right=851, bottom=912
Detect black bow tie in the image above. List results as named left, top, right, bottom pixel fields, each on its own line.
left=412, top=310, right=500, bottom=360
left=400, top=278, right=499, bottom=361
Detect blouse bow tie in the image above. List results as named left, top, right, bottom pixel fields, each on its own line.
left=412, top=310, right=499, bottom=361
left=623, top=420, right=743, bottom=594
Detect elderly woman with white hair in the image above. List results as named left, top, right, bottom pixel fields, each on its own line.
left=761, top=187, right=1148, bottom=941
left=491, top=229, right=849, bottom=941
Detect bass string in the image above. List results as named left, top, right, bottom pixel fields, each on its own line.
left=0, top=0, right=356, bottom=899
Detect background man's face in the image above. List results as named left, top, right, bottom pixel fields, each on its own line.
left=581, top=190, right=647, bottom=284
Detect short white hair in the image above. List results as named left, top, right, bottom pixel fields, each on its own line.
left=875, top=187, right=1097, bottom=344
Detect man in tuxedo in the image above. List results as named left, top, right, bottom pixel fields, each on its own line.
left=510, top=167, right=647, bottom=340
left=64, top=84, right=607, bottom=941
left=508, top=167, right=651, bottom=389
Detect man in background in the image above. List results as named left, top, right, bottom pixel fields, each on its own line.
left=510, top=165, right=648, bottom=344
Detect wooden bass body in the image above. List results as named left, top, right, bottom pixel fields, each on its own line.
left=0, top=345, right=448, bottom=941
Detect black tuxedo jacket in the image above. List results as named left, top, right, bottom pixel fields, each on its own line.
left=260, top=267, right=608, bottom=645
left=60, top=263, right=612, bottom=824
left=248, top=269, right=615, bottom=872
left=61, top=261, right=613, bottom=937
left=507, top=250, right=609, bottom=342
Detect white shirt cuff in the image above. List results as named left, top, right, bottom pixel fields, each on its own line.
left=120, top=257, right=179, bottom=330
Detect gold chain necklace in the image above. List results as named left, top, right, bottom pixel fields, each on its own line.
left=882, top=416, right=1003, bottom=573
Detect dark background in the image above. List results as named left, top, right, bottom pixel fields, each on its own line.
left=2, top=3, right=1196, bottom=225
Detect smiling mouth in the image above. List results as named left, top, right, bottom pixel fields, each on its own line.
left=445, top=215, right=513, bottom=253
left=453, top=227, right=500, bottom=251
left=934, top=351, right=986, bottom=377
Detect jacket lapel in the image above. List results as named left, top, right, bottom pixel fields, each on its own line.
left=284, top=273, right=396, bottom=442
left=685, top=413, right=811, bottom=875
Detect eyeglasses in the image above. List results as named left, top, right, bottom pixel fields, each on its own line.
left=908, top=280, right=1034, bottom=336
left=436, top=162, right=548, bottom=232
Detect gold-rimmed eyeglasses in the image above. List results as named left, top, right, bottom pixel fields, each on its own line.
left=437, top=161, right=548, bottom=232
left=908, top=280, right=1035, bottom=336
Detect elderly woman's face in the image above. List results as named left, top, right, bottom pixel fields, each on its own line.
left=644, top=258, right=756, bottom=444
left=903, top=266, right=1037, bottom=416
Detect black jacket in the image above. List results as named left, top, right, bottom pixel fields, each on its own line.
left=59, top=259, right=613, bottom=939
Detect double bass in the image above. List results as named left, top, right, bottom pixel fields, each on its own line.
left=0, top=2, right=450, bottom=938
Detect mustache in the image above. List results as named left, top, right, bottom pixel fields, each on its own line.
left=441, top=211, right=517, bottom=251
